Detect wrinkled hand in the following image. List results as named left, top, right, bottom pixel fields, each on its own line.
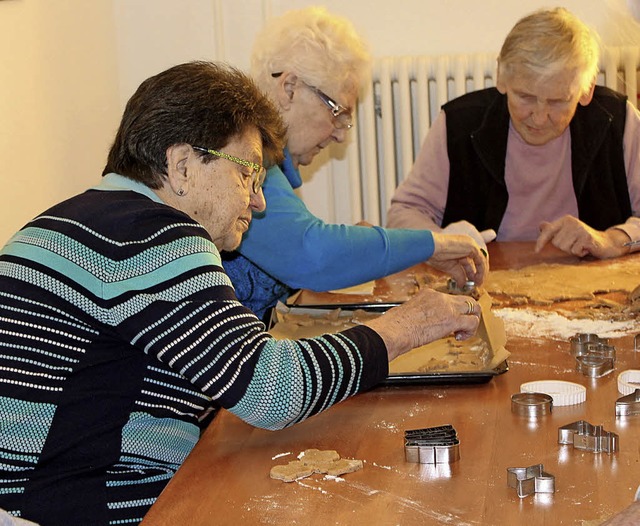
left=428, top=232, right=488, bottom=286
left=442, top=220, right=497, bottom=251
left=535, top=215, right=631, bottom=259
left=364, top=288, right=481, bottom=361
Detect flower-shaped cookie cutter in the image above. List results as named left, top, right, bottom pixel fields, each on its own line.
left=506, top=464, right=555, bottom=498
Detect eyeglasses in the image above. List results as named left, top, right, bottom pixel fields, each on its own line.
left=271, top=72, right=353, bottom=130
left=192, top=146, right=266, bottom=193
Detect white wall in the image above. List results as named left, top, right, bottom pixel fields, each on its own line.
left=0, top=0, right=121, bottom=245
left=1, top=0, right=638, bottom=245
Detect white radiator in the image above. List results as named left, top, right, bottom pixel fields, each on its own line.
left=340, top=46, right=640, bottom=226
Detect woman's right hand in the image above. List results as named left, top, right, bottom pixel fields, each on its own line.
left=364, top=287, right=481, bottom=362
left=427, top=231, right=489, bottom=287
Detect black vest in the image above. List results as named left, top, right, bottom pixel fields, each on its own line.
left=441, top=86, right=631, bottom=233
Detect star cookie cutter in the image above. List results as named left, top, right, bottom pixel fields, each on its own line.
left=506, top=464, right=555, bottom=498
left=558, top=420, right=619, bottom=453
left=404, top=425, right=460, bottom=464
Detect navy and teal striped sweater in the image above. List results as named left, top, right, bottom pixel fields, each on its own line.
left=0, top=174, right=387, bottom=525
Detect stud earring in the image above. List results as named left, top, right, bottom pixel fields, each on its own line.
left=177, top=188, right=185, bottom=196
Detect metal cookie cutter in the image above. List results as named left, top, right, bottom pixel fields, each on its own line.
left=570, top=333, right=608, bottom=357
left=558, top=420, right=619, bottom=453
left=404, top=425, right=460, bottom=464
left=575, top=351, right=615, bottom=378
left=511, top=392, right=553, bottom=418
left=506, top=464, right=555, bottom=498
left=616, top=389, right=640, bottom=417
left=570, top=334, right=616, bottom=378
left=447, top=278, right=476, bottom=295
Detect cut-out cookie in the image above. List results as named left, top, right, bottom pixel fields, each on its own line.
left=269, top=460, right=314, bottom=482
left=270, top=449, right=363, bottom=482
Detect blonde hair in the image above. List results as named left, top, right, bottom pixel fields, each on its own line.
left=497, top=7, right=600, bottom=96
left=251, top=6, right=370, bottom=96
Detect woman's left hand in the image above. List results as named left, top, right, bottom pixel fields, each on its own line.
left=428, top=232, right=488, bottom=286
left=535, top=215, right=632, bottom=259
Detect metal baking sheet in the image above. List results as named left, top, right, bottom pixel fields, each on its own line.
left=268, top=303, right=509, bottom=386
left=380, top=360, right=509, bottom=386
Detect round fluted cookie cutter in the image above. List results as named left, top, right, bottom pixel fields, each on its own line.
left=511, top=392, right=553, bottom=417
left=520, top=380, right=587, bottom=406
left=617, top=370, right=640, bottom=395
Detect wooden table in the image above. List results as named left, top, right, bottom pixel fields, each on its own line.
left=141, top=243, right=640, bottom=526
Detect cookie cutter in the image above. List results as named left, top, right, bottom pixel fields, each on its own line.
left=616, top=389, right=640, bottom=417
left=570, top=334, right=615, bottom=377
left=618, top=370, right=640, bottom=395
left=404, top=425, right=460, bottom=464
left=511, top=392, right=553, bottom=418
left=447, top=278, right=476, bottom=295
left=558, top=420, right=619, bottom=453
left=570, top=333, right=609, bottom=357
left=575, top=351, right=615, bottom=378
left=506, top=464, right=555, bottom=498
left=520, top=380, right=586, bottom=406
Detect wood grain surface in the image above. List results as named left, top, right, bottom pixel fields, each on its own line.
left=141, top=243, right=640, bottom=526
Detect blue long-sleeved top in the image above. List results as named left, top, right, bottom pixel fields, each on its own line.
left=223, top=149, right=435, bottom=318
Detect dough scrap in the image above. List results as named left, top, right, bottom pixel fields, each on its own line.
left=270, top=449, right=363, bottom=482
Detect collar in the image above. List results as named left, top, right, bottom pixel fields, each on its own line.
left=280, top=148, right=303, bottom=189
left=94, top=173, right=165, bottom=204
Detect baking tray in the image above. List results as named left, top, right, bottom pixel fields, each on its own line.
left=267, top=302, right=509, bottom=387
left=381, top=359, right=508, bottom=387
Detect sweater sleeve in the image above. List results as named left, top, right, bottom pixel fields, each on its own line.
left=237, top=166, right=435, bottom=291
left=387, top=110, right=451, bottom=230
left=112, top=226, right=389, bottom=430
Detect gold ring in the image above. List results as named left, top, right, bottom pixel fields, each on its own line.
left=465, top=299, right=475, bottom=315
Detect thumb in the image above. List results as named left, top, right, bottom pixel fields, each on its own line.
left=480, top=229, right=497, bottom=243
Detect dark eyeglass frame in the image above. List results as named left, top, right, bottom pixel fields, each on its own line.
left=192, top=146, right=266, bottom=194
left=271, top=72, right=353, bottom=130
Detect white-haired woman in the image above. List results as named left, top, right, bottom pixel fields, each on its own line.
left=223, top=6, right=487, bottom=320
left=388, top=7, right=640, bottom=259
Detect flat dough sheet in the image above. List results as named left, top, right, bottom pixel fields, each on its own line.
left=483, top=258, right=640, bottom=305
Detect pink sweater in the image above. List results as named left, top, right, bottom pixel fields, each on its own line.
left=387, top=101, right=640, bottom=243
